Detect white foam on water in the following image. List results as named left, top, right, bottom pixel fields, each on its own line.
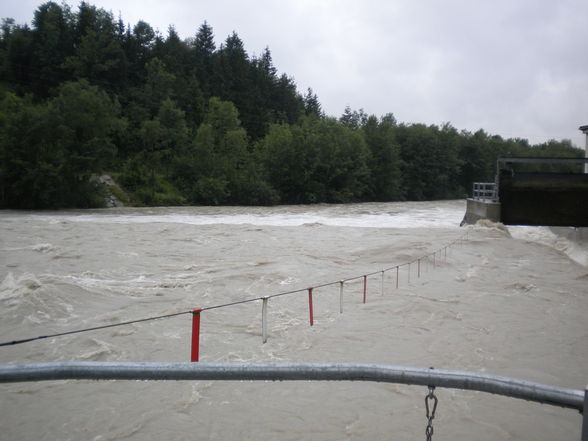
left=0, top=272, right=78, bottom=325
left=508, top=226, right=588, bottom=267
left=0, top=202, right=465, bottom=229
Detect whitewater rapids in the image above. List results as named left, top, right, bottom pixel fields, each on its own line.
left=0, top=200, right=587, bottom=441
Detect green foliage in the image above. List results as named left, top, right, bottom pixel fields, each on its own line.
left=395, top=123, right=463, bottom=200
left=0, top=92, right=64, bottom=208
left=29, top=1, right=75, bottom=96
left=0, top=1, right=583, bottom=208
left=191, top=176, right=229, bottom=205
left=107, top=181, right=132, bottom=205
left=0, top=80, right=122, bottom=208
left=259, top=116, right=370, bottom=204
left=172, top=97, right=277, bottom=205
left=362, top=114, right=404, bottom=201
left=118, top=155, right=185, bottom=206
left=62, top=4, right=127, bottom=90
left=256, top=122, right=303, bottom=202
left=303, top=88, right=323, bottom=117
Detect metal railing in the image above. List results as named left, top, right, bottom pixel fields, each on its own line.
left=1, top=362, right=586, bottom=439
left=472, top=182, right=497, bottom=201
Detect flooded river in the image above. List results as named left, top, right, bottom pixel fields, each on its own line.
left=1, top=200, right=587, bottom=440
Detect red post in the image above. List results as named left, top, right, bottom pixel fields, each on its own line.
left=191, top=308, right=202, bottom=362
left=308, top=288, right=314, bottom=326
left=363, top=275, right=367, bottom=304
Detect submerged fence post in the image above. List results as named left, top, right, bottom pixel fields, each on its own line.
left=191, top=308, right=202, bottom=362
left=381, top=271, right=384, bottom=296
left=418, top=259, right=421, bottom=278
left=582, top=387, right=588, bottom=441
left=339, top=281, right=344, bottom=314
left=396, top=266, right=399, bottom=289
left=261, top=297, right=268, bottom=344
left=363, top=275, right=367, bottom=304
left=408, top=263, right=411, bottom=284
left=308, top=288, right=314, bottom=326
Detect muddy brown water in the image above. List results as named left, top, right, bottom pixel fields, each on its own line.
left=1, top=201, right=587, bottom=440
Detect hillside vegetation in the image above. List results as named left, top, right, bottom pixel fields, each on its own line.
left=0, top=1, right=582, bottom=208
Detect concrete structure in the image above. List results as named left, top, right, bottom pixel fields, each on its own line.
left=498, top=170, right=588, bottom=226
left=580, top=125, right=588, bottom=173
left=463, top=157, right=588, bottom=227
left=462, top=199, right=501, bottom=225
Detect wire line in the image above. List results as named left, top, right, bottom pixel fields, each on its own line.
left=0, top=310, right=192, bottom=347
left=0, top=233, right=468, bottom=347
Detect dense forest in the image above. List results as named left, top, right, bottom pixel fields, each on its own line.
left=0, top=1, right=583, bottom=209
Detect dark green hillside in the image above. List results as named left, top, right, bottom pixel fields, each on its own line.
left=0, top=2, right=582, bottom=208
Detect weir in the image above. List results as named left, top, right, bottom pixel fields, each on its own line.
left=463, top=157, right=588, bottom=227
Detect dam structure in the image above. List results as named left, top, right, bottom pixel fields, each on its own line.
left=463, top=156, right=588, bottom=227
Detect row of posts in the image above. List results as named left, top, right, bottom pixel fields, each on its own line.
left=191, top=245, right=454, bottom=362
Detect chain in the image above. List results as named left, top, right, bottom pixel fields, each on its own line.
left=425, top=367, right=438, bottom=441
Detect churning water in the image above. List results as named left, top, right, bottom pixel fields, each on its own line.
left=1, top=200, right=587, bottom=441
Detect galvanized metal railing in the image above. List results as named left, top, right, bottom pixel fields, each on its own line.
left=472, top=182, right=497, bottom=202
left=1, top=362, right=586, bottom=439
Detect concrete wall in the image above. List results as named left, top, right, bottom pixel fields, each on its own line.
left=462, top=199, right=501, bottom=225
left=549, top=227, right=588, bottom=244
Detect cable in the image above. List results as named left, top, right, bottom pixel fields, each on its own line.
left=201, top=297, right=262, bottom=311
left=0, top=310, right=192, bottom=347
left=0, top=233, right=468, bottom=347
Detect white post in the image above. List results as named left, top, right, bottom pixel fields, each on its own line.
left=408, top=263, right=411, bottom=283
left=580, top=125, right=588, bottom=174
left=261, top=297, right=268, bottom=344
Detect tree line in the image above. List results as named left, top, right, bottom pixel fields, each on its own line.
left=0, top=1, right=583, bottom=208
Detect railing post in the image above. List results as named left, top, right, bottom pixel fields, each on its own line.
left=408, top=263, right=411, bottom=283
left=582, top=387, right=588, bottom=441
left=473, top=182, right=497, bottom=201
left=261, top=297, right=268, bottom=344
left=191, top=308, right=202, bottom=362
left=308, top=288, right=314, bottom=326
left=339, top=281, right=344, bottom=313
left=363, top=275, right=367, bottom=304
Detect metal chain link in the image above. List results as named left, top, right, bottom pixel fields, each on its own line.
left=425, top=367, right=438, bottom=441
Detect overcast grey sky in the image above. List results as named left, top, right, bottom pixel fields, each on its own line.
left=4, top=0, right=588, bottom=147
